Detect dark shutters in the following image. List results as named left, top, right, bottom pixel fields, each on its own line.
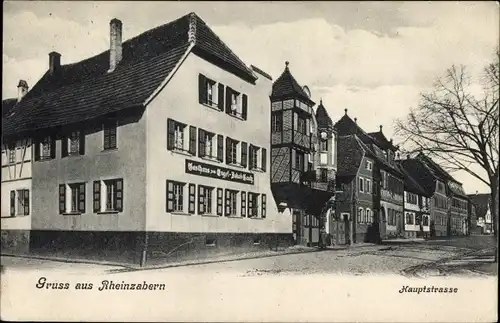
left=24, top=190, right=30, bottom=215
left=224, top=189, right=230, bottom=216
left=166, top=180, right=174, bottom=212
left=261, top=148, right=267, bottom=172
left=261, top=194, right=267, bottom=218
left=59, top=184, right=66, bottom=214
left=78, top=183, right=86, bottom=213
left=241, top=192, right=246, bottom=217
left=79, top=131, right=85, bottom=155
left=225, top=137, right=231, bottom=164
left=217, top=135, right=223, bottom=162
left=198, top=129, right=206, bottom=157
left=167, top=119, right=175, bottom=150
left=109, top=124, right=117, bottom=148
left=189, top=126, right=197, bottom=155
left=247, top=193, right=254, bottom=217
left=199, top=74, right=207, bottom=104
left=225, top=87, right=232, bottom=114
left=241, top=142, right=248, bottom=168
left=218, top=83, right=225, bottom=111
left=242, top=94, right=248, bottom=120
left=198, top=186, right=205, bottom=214
left=50, top=136, right=56, bottom=159
left=93, top=181, right=101, bottom=213
left=188, top=184, right=196, bottom=214
left=115, top=179, right=123, bottom=212
left=61, top=136, right=68, bottom=158
left=216, top=188, right=223, bottom=216
left=10, top=191, right=15, bottom=216
left=103, top=126, right=110, bottom=150
left=34, top=140, right=40, bottom=161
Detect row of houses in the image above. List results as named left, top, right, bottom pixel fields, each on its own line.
left=1, top=13, right=491, bottom=265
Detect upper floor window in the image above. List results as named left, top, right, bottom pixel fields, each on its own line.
left=294, top=151, right=305, bottom=171
left=297, top=116, right=307, bottom=134
left=199, top=129, right=218, bottom=160
left=320, top=168, right=328, bottom=182
left=320, top=139, right=328, bottom=152
left=35, top=136, right=55, bottom=161
left=249, top=145, right=260, bottom=170
left=406, top=192, right=418, bottom=205
left=364, top=178, right=372, bottom=194
left=405, top=212, right=414, bottom=225
left=225, top=87, right=248, bottom=120
left=42, top=137, right=51, bottom=158
left=271, top=112, right=283, bottom=132
left=365, top=160, right=373, bottom=171
left=199, top=74, right=224, bottom=111
left=103, top=119, right=117, bottom=150
left=226, top=138, right=239, bottom=165
left=167, top=119, right=196, bottom=155
left=62, top=131, right=85, bottom=157
left=359, top=177, right=364, bottom=193
left=8, top=142, right=16, bottom=164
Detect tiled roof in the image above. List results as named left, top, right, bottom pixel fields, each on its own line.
left=368, top=130, right=395, bottom=150
left=337, top=135, right=364, bottom=177
left=467, top=193, right=491, bottom=218
left=400, top=158, right=437, bottom=194
left=271, top=63, right=314, bottom=105
left=398, top=160, right=431, bottom=197
left=3, top=13, right=256, bottom=137
left=2, top=98, right=17, bottom=118
left=315, top=100, right=333, bottom=129
left=417, top=153, right=455, bottom=182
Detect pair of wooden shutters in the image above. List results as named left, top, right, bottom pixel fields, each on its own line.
left=198, top=129, right=224, bottom=162
left=61, top=131, right=85, bottom=157
left=199, top=74, right=248, bottom=120
left=9, top=190, right=29, bottom=216
left=59, top=183, right=86, bottom=214
left=92, top=179, right=123, bottom=213
left=166, top=119, right=197, bottom=155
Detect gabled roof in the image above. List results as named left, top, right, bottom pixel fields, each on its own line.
left=416, top=153, right=467, bottom=197
left=467, top=193, right=491, bottom=218
left=2, top=98, right=17, bottom=119
left=315, top=100, right=333, bottom=129
left=271, top=62, right=314, bottom=105
left=397, top=160, right=432, bottom=197
left=400, top=158, right=439, bottom=194
left=2, top=13, right=256, bottom=137
left=368, top=127, right=396, bottom=150
left=336, top=135, right=365, bottom=178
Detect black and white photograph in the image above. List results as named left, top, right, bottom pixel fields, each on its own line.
left=1, top=1, right=498, bottom=322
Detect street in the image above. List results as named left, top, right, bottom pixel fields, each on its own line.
left=1, top=235, right=497, bottom=277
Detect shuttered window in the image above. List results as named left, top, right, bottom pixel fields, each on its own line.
left=241, top=142, right=248, bottom=168
left=242, top=94, right=248, bottom=120
left=261, top=194, right=266, bottom=218
left=217, top=135, right=224, bottom=162
left=189, top=126, right=197, bottom=155
left=23, top=190, right=30, bottom=215
left=167, top=180, right=185, bottom=213
left=103, top=119, right=117, bottom=150
left=198, top=185, right=213, bottom=215
left=188, top=184, right=196, bottom=214
left=241, top=192, right=246, bottom=217
left=93, top=181, right=101, bottom=213
left=10, top=191, right=15, bottom=216
left=59, top=184, right=66, bottom=214
left=261, top=148, right=267, bottom=172
left=216, top=188, right=223, bottom=216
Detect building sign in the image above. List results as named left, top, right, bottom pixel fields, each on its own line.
left=185, top=160, right=254, bottom=185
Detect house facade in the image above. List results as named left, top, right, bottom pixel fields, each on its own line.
left=269, top=63, right=336, bottom=246
left=1, top=81, right=32, bottom=253
left=468, top=193, right=494, bottom=234
left=2, top=13, right=292, bottom=265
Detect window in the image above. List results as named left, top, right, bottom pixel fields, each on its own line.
left=271, top=112, right=283, bottom=132
left=103, top=119, right=117, bottom=150
left=58, top=183, right=85, bottom=214
left=35, top=136, right=55, bottom=160
left=365, top=179, right=371, bottom=194
left=199, top=129, right=218, bottom=159
left=248, top=192, right=259, bottom=218
left=199, top=74, right=224, bottom=111
left=357, top=208, right=363, bottom=223
left=167, top=119, right=196, bottom=154
left=10, top=189, right=29, bottom=216
left=205, top=235, right=217, bottom=246
left=261, top=194, right=266, bottom=218
left=365, top=160, right=373, bottom=171
left=69, top=131, right=80, bottom=154
left=225, top=87, right=248, bottom=120
left=8, top=142, right=16, bottom=164
left=297, top=116, right=307, bottom=134
left=406, top=212, right=414, bottom=225
left=319, top=168, right=328, bottom=182
left=198, top=185, right=213, bottom=215
left=295, top=151, right=304, bottom=171
left=206, top=79, right=216, bottom=105
left=320, top=139, right=328, bottom=151
left=366, top=209, right=372, bottom=224
left=225, top=189, right=238, bottom=216
left=226, top=138, right=239, bottom=164
left=174, top=123, right=185, bottom=150
left=92, top=179, right=123, bottom=213
left=249, top=145, right=260, bottom=170
left=166, top=180, right=184, bottom=213
left=359, top=177, right=364, bottom=193
left=62, top=131, right=85, bottom=157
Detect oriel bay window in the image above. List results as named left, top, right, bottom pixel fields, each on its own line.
left=92, top=179, right=123, bottom=213
left=9, top=189, right=29, bottom=216
left=225, top=189, right=238, bottom=216
left=166, top=180, right=185, bottom=213
left=61, top=130, right=85, bottom=157
left=59, top=183, right=86, bottom=214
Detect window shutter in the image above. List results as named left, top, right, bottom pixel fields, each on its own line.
left=225, top=137, right=231, bottom=164
left=188, top=184, right=196, bottom=214
left=199, top=74, right=207, bottom=104
left=242, top=94, right=248, bottom=120
left=241, top=192, right=246, bottom=217
left=198, top=186, right=205, bottom=214
left=167, top=119, right=175, bottom=150
left=34, top=140, right=40, bottom=161
left=218, top=83, right=225, bottom=111
left=189, top=126, right=197, bottom=155
left=79, top=131, right=85, bottom=155
left=50, top=136, right=56, bottom=159
left=59, top=184, right=66, bottom=214
left=217, top=135, right=224, bottom=162
left=261, top=194, right=266, bottom=218
left=93, top=181, right=101, bottom=213
left=225, top=87, right=232, bottom=114
left=216, top=188, right=223, bottom=216
left=24, top=190, right=30, bottom=215
left=248, top=193, right=253, bottom=217
left=61, top=136, right=68, bottom=157
left=225, top=189, right=230, bottom=216
left=198, top=129, right=206, bottom=157
left=110, top=124, right=117, bottom=148
left=261, top=148, right=267, bottom=172
left=115, top=179, right=123, bottom=212
left=241, top=142, right=248, bottom=168
left=103, top=126, right=110, bottom=149
left=166, top=180, right=174, bottom=212
left=10, top=191, right=15, bottom=216
left=78, top=183, right=86, bottom=213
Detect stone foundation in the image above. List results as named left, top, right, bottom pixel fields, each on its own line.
left=1, top=230, right=30, bottom=254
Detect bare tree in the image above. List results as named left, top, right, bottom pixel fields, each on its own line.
left=395, top=50, right=499, bottom=260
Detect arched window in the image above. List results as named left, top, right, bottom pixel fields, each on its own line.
left=358, top=207, right=363, bottom=224
left=366, top=208, right=372, bottom=223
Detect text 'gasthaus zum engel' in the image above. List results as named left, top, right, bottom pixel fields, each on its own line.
left=35, top=277, right=166, bottom=291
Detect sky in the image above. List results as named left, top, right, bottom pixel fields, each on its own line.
left=3, top=1, right=499, bottom=194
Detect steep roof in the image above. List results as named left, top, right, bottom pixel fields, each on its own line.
left=368, top=127, right=396, bottom=150
left=2, top=13, right=256, bottom=137
left=315, top=100, right=333, bottom=129
left=416, top=153, right=467, bottom=197
left=2, top=98, right=17, bottom=119
left=271, top=62, right=314, bottom=105
left=468, top=193, right=491, bottom=218
left=336, top=135, right=365, bottom=177
left=398, top=160, right=432, bottom=197
left=400, top=158, right=438, bottom=194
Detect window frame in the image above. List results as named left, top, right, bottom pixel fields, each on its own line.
left=271, top=112, right=283, bottom=133
left=103, top=118, right=118, bottom=150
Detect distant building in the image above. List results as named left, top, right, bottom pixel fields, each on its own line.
left=468, top=193, right=494, bottom=234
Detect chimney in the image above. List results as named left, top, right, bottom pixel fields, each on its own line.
left=17, top=80, right=29, bottom=102
left=109, top=18, right=123, bottom=72
left=49, top=51, right=61, bottom=75
left=379, top=125, right=383, bottom=132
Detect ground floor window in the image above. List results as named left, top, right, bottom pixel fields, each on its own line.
left=10, top=189, right=29, bottom=216
left=405, top=212, right=414, bottom=225
left=59, top=183, right=86, bottom=214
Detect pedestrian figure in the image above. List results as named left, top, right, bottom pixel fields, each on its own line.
left=319, top=226, right=328, bottom=249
